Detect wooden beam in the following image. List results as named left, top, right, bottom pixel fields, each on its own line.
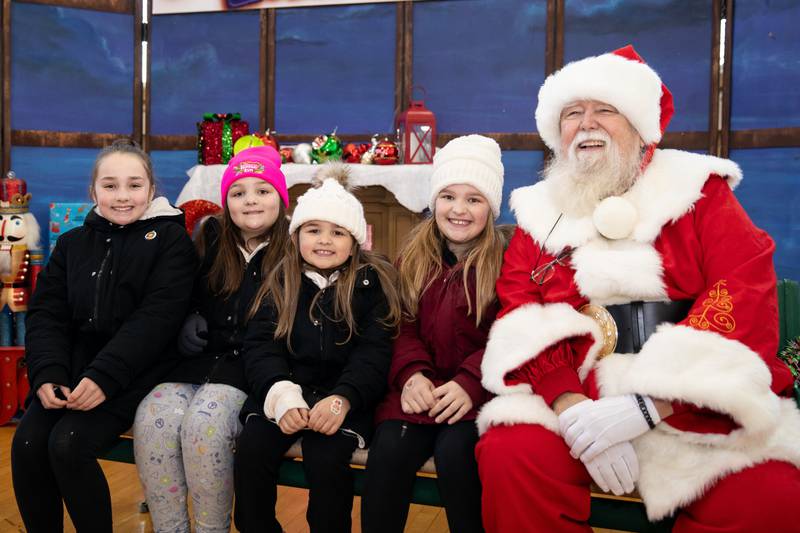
left=730, top=127, right=800, bottom=149
left=719, top=0, right=734, bottom=157
left=554, top=0, right=564, bottom=70
left=709, top=0, right=722, bottom=155
left=133, top=0, right=143, bottom=145
left=260, top=8, right=275, bottom=133
left=11, top=129, right=133, bottom=148
left=394, top=1, right=412, bottom=117
left=2, top=0, right=10, bottom=175
left=142, top=0, right=152, bottom=151
left=12, top=0, right=132, bottom=14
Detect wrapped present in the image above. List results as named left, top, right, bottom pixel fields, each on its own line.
left=197, top=113, right=250, bottom=165
left=49, top=202, right=91, bottom=252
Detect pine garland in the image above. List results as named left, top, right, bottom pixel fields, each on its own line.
left=779, top=337, right=800, bottom=382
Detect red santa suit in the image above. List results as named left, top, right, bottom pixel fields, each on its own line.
left=476, top=46, right=800, bottom=533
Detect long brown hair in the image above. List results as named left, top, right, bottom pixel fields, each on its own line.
left=196, top=205, right=290, bottom=298
left=250, top=232, right=401, bottom=348
left=397, top=215, right=506, bottom=326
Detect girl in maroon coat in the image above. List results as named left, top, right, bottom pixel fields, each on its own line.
left=362, top=135, right=507, bottom=533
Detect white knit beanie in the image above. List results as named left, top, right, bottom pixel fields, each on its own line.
left=428, top=134, right=504, bottom=218
left=289, top=163, right=368, bottom=245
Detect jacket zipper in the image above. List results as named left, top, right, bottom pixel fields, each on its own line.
left=92, top=246, right=112, bottom=328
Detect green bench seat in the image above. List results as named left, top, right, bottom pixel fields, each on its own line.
left=100, top=279, right=800, bottom=532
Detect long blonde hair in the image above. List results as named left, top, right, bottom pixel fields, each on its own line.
left=398, top=215, right=506, bottom=325
left=250, top=233, right=402, bottom=348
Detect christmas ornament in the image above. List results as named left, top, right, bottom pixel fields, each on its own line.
left=280, top=147, right=294, bottom=164
left=293, top=143, right=313, bottom=164
left=255, top=131, right=280, bottom=151
left=361, top=135, right=380, bottom=164
left=233, top=134, right=265, bottom=155
left=311, top=130, right=344, bottom=163
left=343, top=143, right=368, bottom=164
left=373, top=137, right=399, bottom=165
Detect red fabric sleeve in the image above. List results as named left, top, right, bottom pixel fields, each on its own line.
left=389, top=318, right=436, bottom=390
left=659, top=176, right=792, bottom=432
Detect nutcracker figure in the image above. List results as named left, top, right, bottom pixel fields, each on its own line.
left=0, top=171, right=43, bottom=346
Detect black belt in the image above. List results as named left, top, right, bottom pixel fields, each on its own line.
left=606, top=300, right=693, bottom=353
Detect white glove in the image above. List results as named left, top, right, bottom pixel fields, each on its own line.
left=559, top=394, right=660, bottom=462
left=584, top=441, right=640, bottom=496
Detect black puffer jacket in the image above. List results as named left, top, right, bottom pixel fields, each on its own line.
left=25, top=199, right=197, bottom=420
left=166, top=217, right=268, bottom=390
left=241, top=265, right=394, bottom=437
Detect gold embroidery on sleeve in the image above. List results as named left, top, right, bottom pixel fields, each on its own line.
left=688, top=279, right=736, bottom=333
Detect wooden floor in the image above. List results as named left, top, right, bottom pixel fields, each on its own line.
left=0, top=425, right=623, bottom=532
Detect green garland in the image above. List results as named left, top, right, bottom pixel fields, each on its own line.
left=779, top=337, right=800, bottom=382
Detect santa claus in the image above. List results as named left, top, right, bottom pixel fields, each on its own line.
left=476, top=45, right=800, bottom=532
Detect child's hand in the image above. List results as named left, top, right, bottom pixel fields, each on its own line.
left=429, top=381, right=473, bottom=424
left=400, top=372, right=436, bottom=414
left=37, top=383, right=71, bottom=409
left=278, top=408, right=309, bottom=434
left=308, top=395, right=350, bottom=435
left=66, top=378, right=106, bottom=411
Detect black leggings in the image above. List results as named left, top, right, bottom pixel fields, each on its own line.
left=233, top=415, right=359, bottom=533
left=361, top=420, right=484, bottom=533
left=10, top=398, right=130, bottom=533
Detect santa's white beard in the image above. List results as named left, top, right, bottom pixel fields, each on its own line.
left=544, top=131, right=643, bottom=216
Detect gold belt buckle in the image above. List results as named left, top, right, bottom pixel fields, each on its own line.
left=578, top=304, right=618, bottom=359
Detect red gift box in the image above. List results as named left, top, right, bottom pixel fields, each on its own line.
left=197, top=113, right=249, bottom=165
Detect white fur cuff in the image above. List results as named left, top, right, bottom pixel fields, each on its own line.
left=264, top=380, right=309, bottom=423
left=481, top=302, right=604, bottom=395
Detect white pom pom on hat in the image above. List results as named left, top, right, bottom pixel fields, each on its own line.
left=289, top=163, right=368, bottom=245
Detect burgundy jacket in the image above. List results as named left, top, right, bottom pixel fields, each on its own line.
left=375, top=250, right=499, bottom=425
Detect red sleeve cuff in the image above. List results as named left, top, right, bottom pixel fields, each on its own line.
left=453, top=371, right=486, bottom=407
left=395, top=362, right=434, bottom=390
left=665, top=400, right=740, bottom=434
left=535, top=366, right=583, bottom=407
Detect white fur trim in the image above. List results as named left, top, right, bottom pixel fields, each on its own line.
left=511, top=150, right=743, bottom=253
left=480, top=303, right=604, bottom=395
left=570, top=239, right=668, bottom=305
left=476, top=393, right=560, bottom=436
left=596, top=324, right=780, bottom=438
left=264, top=380, right=309, bottom=423
left=634, top=399, right=800, bottom=520
left=536, top=53, right=664, bottom=151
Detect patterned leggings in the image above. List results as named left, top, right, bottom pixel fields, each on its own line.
left=133, top=382, right=247, bottom=533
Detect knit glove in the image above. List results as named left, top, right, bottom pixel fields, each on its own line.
left=559, top=394, right=660, bottom=462
left=178, top=313, right=208, bottom=356
left=584, top=441, right=640, bottom=496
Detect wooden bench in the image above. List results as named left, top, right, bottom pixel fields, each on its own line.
left=100, top=279, right=800, bottom=532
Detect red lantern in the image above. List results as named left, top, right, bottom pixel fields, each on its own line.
left=395, top=87, right=437, bottom=164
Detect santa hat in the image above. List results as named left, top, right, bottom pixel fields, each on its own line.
left=289, top=162, right=368, bottom=245
left=428, top=134, right=504, bottom=219
left=535, top=45, right=674, bottom=152
left=220, top=145, right=289, bottom=208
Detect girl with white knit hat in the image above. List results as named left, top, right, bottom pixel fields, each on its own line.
left=233, top=163, right=402, bottom=533
left=362, top=134, right=507, bottom=533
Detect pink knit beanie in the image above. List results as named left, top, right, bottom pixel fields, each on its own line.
left=220, top=146, right=288, bottom=207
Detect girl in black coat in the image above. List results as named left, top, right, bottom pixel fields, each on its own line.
left=11, top=140, right=197, bottom=533
left=133, top=146, right=290, bottom=533
left=233, top=165, right=401, bottom=533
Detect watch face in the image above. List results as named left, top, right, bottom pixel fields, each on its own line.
left=226, top=0, right=261, bottom=7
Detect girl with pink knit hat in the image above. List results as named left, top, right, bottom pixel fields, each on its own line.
left=133, top=145, right=290, bottom=533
